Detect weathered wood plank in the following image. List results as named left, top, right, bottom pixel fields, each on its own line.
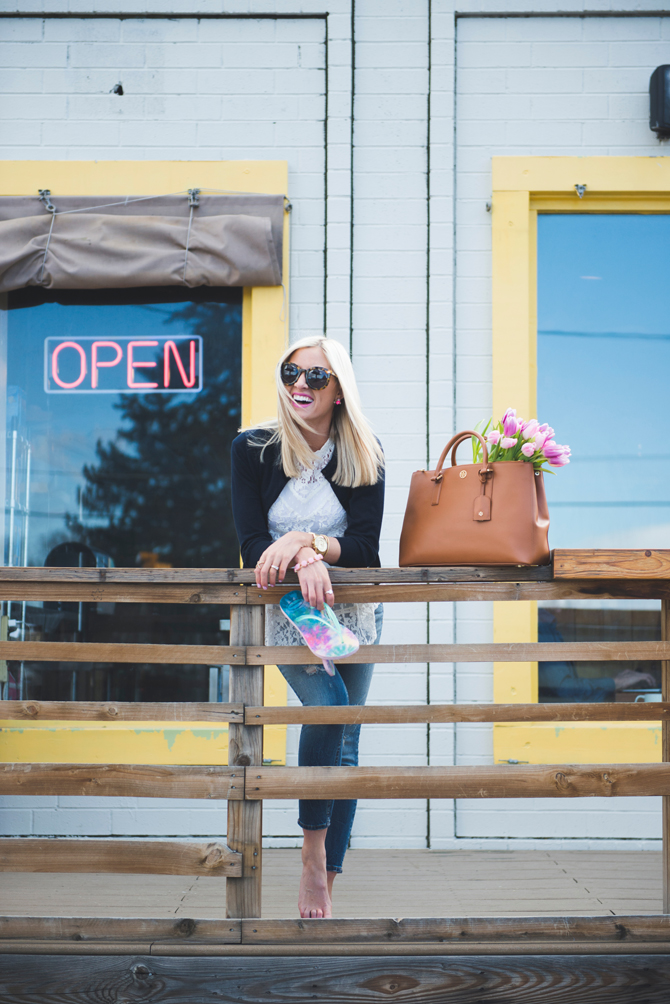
left=3, top=640, right=668, bottom=668
left=0, top=701, right=244, bottom=722
left=0, top=764, right=243, bottom=800
left=247, top=580, right=670, bottom=604
left=4, top=942, right=670, bottom=957
left=246, top=765, right=670, bottom=800
left=0, top=583, right=248, bottom=605
left=1, top=952, right=670, bottom=1003
left=226, top=606, right=264, bottom=920
left=0, top=565, right=554, bottom=584
left=0, top=918, right=240, bottom=944
left=554, top=549, right=670, bottom=579
left=0, top=642, right=245, bottom=665
left=246, top=702, right=670, bottom=725
left=3, top=578, right=670, bottom=605
left=0, top=567, right=248, bottom=584
left=0, top=839, right=242, bottom=877
left=248, top=641, right=670, bottom=665
left=241, top=915, right=670, bottom=945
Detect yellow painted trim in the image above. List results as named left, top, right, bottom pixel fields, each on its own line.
left=1, top=160, right=289, bottom=764
left=0, top=720, right=229, bottom=765
left=491, top=156, right=670, bottom=763
left=493, top=602, right=538, bottom=704
left=492, top=155, right=670, bottom=193
left=0, top=160, right=288, bottom=196
left=494, top=721, right=662, bottom=766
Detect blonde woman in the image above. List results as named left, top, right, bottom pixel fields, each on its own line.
left=231, top=336, right=385, bottom=919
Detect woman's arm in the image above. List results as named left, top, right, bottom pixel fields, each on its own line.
left=230, top=434, right=275, bottom=567
left=332, top=472, right=385, bottom=567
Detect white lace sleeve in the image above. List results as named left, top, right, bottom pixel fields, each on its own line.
left=264, top=439, right=378, bottom=650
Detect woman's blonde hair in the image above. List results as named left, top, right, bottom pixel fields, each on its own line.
left=248, top=336, right=384, bottom=487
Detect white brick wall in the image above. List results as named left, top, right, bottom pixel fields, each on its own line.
left=0, top=0, right=666, bottom=849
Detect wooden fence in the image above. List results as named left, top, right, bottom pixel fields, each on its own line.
left=1, top=548, right=670, bottom=962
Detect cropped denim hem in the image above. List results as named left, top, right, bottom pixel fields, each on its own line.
left=298, top=820, right=330, bottom=831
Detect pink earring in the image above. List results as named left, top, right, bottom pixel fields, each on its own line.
left=335, top=398, right=342, bottom=405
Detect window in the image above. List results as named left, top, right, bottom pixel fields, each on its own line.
left=1, top=287, right=241, bottom=703
left=491, top=157, right=670, bottom=762
left=537, top=215, right=664, bottom=704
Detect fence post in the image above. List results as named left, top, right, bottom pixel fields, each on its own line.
left=226, top=603, right=264, bottom=918
left=663, top=598, right=670, bottom=914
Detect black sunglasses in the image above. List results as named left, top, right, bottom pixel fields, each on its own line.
left=280, top=362, right=336, bottom=391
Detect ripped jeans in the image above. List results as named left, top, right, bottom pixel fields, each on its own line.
left=277, top=604, right=383, bottom=874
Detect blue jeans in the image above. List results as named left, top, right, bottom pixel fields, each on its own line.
left=277, top=604, right=383, bottom=874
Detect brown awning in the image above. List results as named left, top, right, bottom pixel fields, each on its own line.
left=0, top=193, right=285, bottom=292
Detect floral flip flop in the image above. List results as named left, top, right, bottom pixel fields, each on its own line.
left=279, top=591, right=360, bottom=676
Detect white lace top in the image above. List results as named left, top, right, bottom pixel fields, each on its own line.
left=265, top=439, right=378, bottom=649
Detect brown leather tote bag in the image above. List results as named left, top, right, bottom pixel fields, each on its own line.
left=399, top=430, right=550, bottom=567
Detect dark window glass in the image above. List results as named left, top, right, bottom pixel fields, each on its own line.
left=1, top=287, right=242, bottom=703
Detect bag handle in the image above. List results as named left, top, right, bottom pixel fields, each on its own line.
left=434, top=431, right=489, bottom=475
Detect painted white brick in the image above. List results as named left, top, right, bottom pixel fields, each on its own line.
left=121, top=18, right=199, bottom=43
left=44, top=18, right=121, bottom=42
left=0, top=18, right=43, bottom=41
left=68, top=43, right=146, bottom=69
left=0, top=811, right=33, bottom=835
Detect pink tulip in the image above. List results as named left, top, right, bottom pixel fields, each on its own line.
left=486, top=430, right=501, bottom=445
left=521, top=419, right=539, bottom=440
left=501, top=437, right=517, bottom=450
left=521, top=442, right=536, bottom=458
left=502, top=408, right=519, bottom=437
left=543, top=441, right=571, bottom=466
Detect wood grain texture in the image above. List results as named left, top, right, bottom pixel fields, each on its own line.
left=4, top=942, right=670, bottom=957
left=0, top=840, right=242, bottom=877
left=0, top=701, right=244, bottom=722
left=0, top=583, right=247, bottom=604
left=246, top=765, right=670, bottom=801
left=241, top=915, right=670, bottom=945
left=245, top=702, right=670, bottom=725
left=248, top=641, right=670, bottom=666
left=1, top=953, right=670, bottom=1003
left=0, top=565, right=554, bottom=584
left=226, top=605, right=264, bottom=920
left=3, top=640, right=668, bottom=667
left=0, top=764, right=243, bottom=800
left=554, top=549, right=670, bottom=579
left=0, top=642, right=244, bottom=665
left=0, top=918, right=240, bottom=944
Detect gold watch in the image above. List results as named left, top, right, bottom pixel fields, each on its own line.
left=310, top=533, right=329, bottom=557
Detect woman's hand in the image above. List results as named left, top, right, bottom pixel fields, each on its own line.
left=255, top=531, right=312, bottom=589
left=295, top=548, right=334, bottom=610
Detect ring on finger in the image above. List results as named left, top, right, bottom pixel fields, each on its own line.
left=271, top=564, right=280, bottom=570
left=325, top=589, right=334, bottom=594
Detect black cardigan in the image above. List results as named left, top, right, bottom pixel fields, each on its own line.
left=231, top=429, right=384, bottom=569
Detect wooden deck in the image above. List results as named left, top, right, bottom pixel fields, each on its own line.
left=0, top=849, right=662, bottom=920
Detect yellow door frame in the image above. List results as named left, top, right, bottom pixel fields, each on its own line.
left=0, top=159, right=289, bottom=765
left=491, top=156, right=670, bottom=764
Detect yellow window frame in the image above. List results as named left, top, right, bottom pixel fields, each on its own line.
left=491, top=156, right=670, bottom=765
left=0, top=159, right=289, bottom=765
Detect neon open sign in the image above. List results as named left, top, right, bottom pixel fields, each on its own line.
left=44, top=336, right=203, bottom=394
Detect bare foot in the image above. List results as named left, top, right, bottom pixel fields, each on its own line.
left=298, top=830, right=332, bottom=919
